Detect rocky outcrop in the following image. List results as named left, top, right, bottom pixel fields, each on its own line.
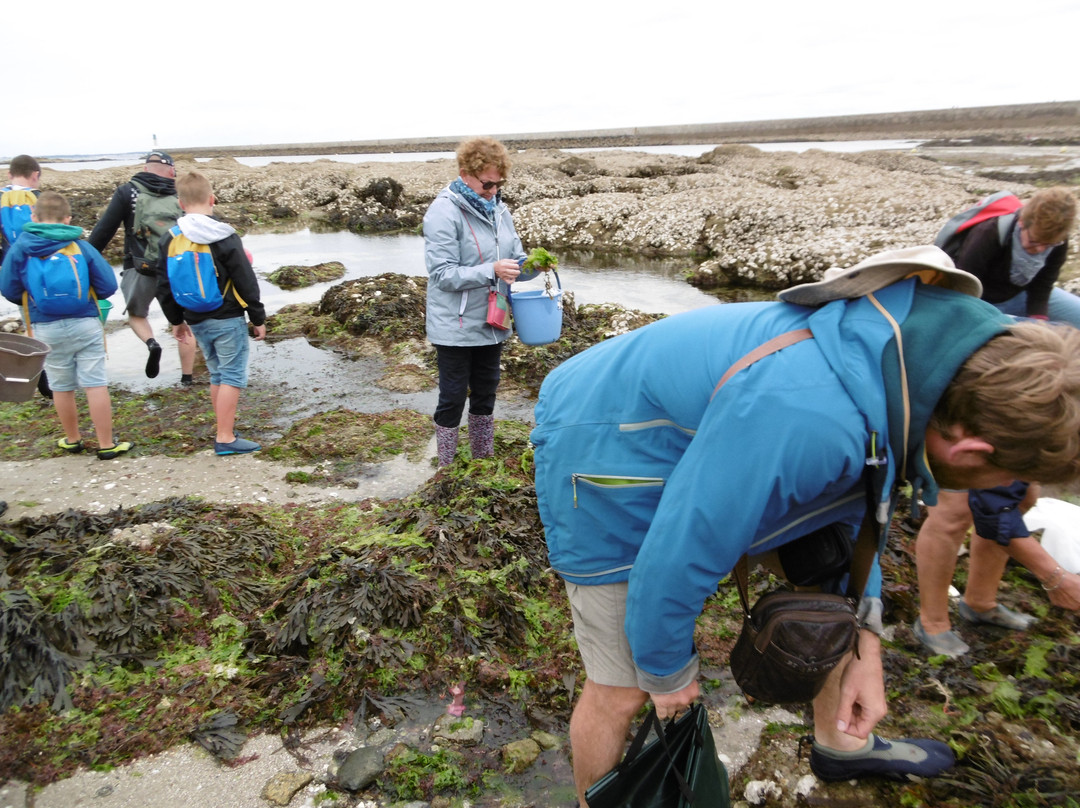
left=42, top=145, right=1077, bottom=289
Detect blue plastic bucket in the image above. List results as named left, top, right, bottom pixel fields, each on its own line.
left=512, top=272, right=563, bottom=345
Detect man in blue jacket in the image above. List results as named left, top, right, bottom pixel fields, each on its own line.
left=531, top=245, right=1080, bottom=804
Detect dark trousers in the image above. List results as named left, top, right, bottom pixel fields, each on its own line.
left=433, top=343, right=503, bottom=428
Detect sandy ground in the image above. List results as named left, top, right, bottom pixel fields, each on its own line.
left=0, top=446, right=440, bottom=523
left=0, top=731, right=350, bottom=808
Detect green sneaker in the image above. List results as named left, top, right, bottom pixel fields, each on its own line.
left=97, top=441, right=134, bottom=460
left=57, top=437, right=84, bottom=453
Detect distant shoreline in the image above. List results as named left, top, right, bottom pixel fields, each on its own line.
left=173, top=100, right=1080, bottom=159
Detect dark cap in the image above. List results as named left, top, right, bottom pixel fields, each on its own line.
left=144, top=151, right=174, bottom=167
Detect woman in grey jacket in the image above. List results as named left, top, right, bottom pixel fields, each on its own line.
left=423, top=137, right=536, bottom=465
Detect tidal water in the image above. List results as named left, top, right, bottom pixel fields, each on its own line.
left=0, top=229, right=721, bottom=407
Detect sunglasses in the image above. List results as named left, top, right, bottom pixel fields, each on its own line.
left=480, top=179, right=507, bottom=191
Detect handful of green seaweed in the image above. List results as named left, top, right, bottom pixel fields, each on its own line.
left=522, top=248, right=559, bottom=297
left=521, top=248, right=558, bottom=272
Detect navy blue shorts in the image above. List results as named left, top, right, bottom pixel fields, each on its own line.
left=968, top=481, right=1030, bottom=545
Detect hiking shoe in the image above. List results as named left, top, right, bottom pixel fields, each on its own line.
left=810, top=734, right=955, bottom=782
left=180, top=374, right=194, bottom=387
left=97, top=441, right=134, bottom=460
left=912, top=617, right=969, bottom=658
left=145, top=338, right=162, bottom=378
left=57, top=437, right=84, bottom=454
left=215, top=437, right=261, bottom=456
left=958, top=601, right=1036, bottom=630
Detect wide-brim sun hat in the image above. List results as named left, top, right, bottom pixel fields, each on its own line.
left=777, top=245, right=983, bottom=307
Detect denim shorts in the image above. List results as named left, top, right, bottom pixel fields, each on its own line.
left=189, top=317, right=250, bottom=387
left=120, top=268, right=158, bottom=318
left=34, top=316, right=108, bottom=391
left=564, top=581, right=639, bottom=688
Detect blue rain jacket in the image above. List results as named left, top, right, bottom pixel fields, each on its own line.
left=531, top=279, right=1011, bottom=693
left=1, top=225, right=117, bottom=323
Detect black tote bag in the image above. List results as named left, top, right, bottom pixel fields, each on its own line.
left=584, top=704, right=730, bottom=808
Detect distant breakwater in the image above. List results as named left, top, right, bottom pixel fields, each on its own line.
left=177, top=101, right=1080, bottom=158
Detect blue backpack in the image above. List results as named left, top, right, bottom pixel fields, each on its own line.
left=23, top=241, right=96, bottom=316
left=165, top=226, right=247, bottom=313
left=1, top=187, right=38, bottom=248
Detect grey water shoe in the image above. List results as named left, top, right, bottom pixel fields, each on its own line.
left=912, top=617, right=969, bottom=657
left=957, top=601, right=1036, bottom=630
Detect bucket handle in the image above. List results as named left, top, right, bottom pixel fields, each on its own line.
left=509, top=268, right=561, bottom=304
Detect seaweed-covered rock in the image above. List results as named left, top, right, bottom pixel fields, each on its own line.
left=318, top=273, right=427, bottom=342
left=267, top=261, right=346, bottom=290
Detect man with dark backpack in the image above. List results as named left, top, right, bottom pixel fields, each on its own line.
left=89, top=151, right=197, bottom=383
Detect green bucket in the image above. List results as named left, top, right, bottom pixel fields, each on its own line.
left=98, top=299, right=113, bottom=322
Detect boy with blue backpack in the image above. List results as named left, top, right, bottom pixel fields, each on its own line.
left=156, top=171, right=265, bottom=455
left=2, top=154, right=53, bottom=399
left=0, top=191, right=134, bottom=459
left=1, top=154, right=42, bottom=262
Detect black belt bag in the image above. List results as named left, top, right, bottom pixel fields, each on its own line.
left=729, top=587, right=858, bottom=704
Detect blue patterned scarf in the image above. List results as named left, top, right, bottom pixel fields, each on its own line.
left=451, top=177, right=497, bottom=220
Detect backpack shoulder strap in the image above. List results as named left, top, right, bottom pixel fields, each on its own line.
left=997, top=212, right=1018, bottom=246
left=710, top=328, right=813, bottom=400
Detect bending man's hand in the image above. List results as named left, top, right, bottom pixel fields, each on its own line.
left=834, top=630, right=886, bottom=740
left=650, top=681, right=700, bottom=720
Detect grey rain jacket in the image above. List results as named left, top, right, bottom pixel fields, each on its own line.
left=422, top=184, right=534, bottom=346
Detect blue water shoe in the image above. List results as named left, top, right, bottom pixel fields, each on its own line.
left=215, top=437, right=261, bottom=456
left=810, top=734, right=955, bottom=782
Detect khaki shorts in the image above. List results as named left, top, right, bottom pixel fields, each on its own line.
left=564, top=581, right=639, bottom=688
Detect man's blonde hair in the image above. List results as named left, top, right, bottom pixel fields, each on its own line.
left=456, top=137, right=511, bottom=179
left=33, top=191, right=70, bottom=223
left=176, top=171, right=214, bottom=207
left=932, top=321, right=1080, bottom=483
left=1020, top=187, right=1077, bottom=245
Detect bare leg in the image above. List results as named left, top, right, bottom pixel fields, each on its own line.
left=964, top=483, right=1039, bottom=613
left=915, top=490, right=973, bottom=634
left=212, top=384, right=242, bottom=443
left=178, top=336, right=196, bottom=375
left=811, top=634, right=885, bottom=752
left=52, top=390, right=80, bottom=442
left=569, top=679, right=648, bottom=807
left=964, top=538, right=1011, bottom=611
left=84, top=386, right=114, bottom=448
left=127, top=314, right=154, bottom=343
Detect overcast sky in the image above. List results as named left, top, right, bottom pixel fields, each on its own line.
left=4, top=0, right=1077, bottom=159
